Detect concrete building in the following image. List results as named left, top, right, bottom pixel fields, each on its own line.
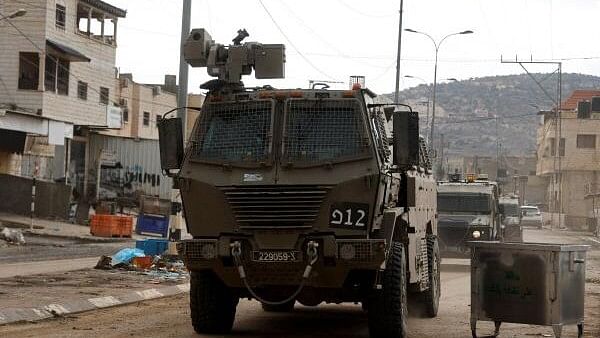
left=0, top=0, right=126, bottom=183
left=87, top=73, right=204, bottom=202
left=536, top=89, right=600, bottom=229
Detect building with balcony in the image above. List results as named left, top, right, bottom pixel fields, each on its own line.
left=536, top=89, right=600, bottom=229
left=0, top=0, right=126, bottom=184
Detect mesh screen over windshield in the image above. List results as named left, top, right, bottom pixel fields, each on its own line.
left=438, top=193, right=491, bottom=213
left=283, top=99, right=368, bottom=163
left=192, top=100, right=272, bottom=163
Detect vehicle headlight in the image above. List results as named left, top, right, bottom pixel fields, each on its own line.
left=472, top=231, right=481, bottom=239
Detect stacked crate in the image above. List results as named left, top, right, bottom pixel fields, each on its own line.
left=90, top=215, right=133, bottom=238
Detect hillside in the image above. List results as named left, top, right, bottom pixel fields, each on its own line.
left=386, top=73, right=600, bottom=156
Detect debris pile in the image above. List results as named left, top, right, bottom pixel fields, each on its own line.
left=95, top=245, right=187, bottom=283
left=1, top=228, right=26, bottom=245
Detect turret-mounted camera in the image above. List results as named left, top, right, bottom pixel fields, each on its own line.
left=183, top=28, right=285, bottom=90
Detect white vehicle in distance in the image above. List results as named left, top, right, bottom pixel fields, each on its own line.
left=520, top=205, right=543, bottom=229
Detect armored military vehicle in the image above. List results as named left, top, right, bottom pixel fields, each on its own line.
left=158, top=28, right=439, bottom=338
left=437, top=173, right=501, bottom=255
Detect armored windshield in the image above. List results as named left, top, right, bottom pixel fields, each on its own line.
left=438, top=193, right=491, bottom=213
left=283, top=99, right=369, bottom=164
left=191, top=100, right=273, bottom=163
left=500, top=202, right=519, bottom=216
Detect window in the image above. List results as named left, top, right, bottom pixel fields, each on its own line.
left=143, top=112, right=150, bottom=126
left=77, top=81, right=87, bottom=100
left=55, top=4, right=66, bottom=29
left=284, top=99, right=368, bottom=163
left=193, top=101, right=272, bottom=163
left=57, top=59, right=69, bottom=95
left=122, top=108, right=129, bottom=123
left=99, top=87, right=109, bottom=105
left=559, top=138, right=565, bottom=156
left=576, top=134, right=596, bottom=149
left=549, top=137, right=556, bottom=156
left=44, top=56, right=56, bottom=92
left=44, top=55, right=70, bottom=94
left=156, top=114, right=161, bottom=127
left=18, top=52, right=39, bottom=90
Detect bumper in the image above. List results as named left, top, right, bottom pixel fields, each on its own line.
left=177, top=236, right=386, bottom=288
left=438, top=225, right=494, bottom=252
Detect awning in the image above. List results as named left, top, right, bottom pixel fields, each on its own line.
left=46, top=39, right=91, bottom=62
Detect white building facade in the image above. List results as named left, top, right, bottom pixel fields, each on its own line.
left=0, top=0, right=126, bottom=184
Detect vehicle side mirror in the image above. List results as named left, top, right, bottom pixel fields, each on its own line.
left=158, top=117, right=184, bottom=174
left=393, top=110, right=419, bottom=169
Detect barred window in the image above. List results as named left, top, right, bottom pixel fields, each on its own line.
left=283, top=99, right=369, bottom=163
left=77, top=81, right=87, bottom=100
left=192, top=101, right=272, bottom=163
left=56, top=4, right=66, bottom=30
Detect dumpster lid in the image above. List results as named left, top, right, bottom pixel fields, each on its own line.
left=468, top=241, right=590, bottom=252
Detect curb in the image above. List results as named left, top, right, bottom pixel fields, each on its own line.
left=0, top=283, right=190, bottom=326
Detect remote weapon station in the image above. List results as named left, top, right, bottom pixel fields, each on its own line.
left=158, top=29, right=439, bottom=338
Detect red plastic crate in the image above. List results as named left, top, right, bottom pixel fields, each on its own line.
left=90, top=215, right=133, bottom=238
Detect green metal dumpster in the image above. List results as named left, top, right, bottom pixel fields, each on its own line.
left=470, top=241, right=589, bottom=338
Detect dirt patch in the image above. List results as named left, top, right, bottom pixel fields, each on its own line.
left=0, top=268, right=188, bottom=309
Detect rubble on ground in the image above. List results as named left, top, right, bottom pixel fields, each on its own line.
left=1, top=227, right=26, bottom=245
left=94, top=245, right=187, bottom=283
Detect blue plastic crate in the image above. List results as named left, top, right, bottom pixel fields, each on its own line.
left=136, top=239, right=169, bottom=256
left=136, top=214, right=169, bottom=238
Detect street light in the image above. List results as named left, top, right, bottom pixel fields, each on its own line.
left=0, top=9, right=27, bottom=20
left=404, top=28, right=473, bottom=150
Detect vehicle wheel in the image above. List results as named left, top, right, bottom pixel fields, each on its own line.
left=261, top=300, right=295, bottom=312
left=368, top=242, right=408, bottom=338
left=422, top=235, right=441, bottom=317
left=190, top=270, right=238, bottom=334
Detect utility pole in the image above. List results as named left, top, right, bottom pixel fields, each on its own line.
left=172, top=0, right=192, bottom=242
left=178, top=0, right=192, bottom=133
left=393, top=0, right=404, bottom=104
left=501, top=56, right=562, bottom=229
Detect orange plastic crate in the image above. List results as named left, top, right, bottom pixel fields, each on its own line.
left=90, top=215, right=133, bottom=238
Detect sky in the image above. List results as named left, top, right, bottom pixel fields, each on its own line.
left=110, top=0, right=600, bottom=94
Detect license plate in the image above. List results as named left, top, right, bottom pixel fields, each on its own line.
left=252, top=250, right=300, bottom=262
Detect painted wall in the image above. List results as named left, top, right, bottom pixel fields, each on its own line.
left=87, top=133, right=172, bottom=200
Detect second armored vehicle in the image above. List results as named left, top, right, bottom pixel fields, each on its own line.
left=437, top=174, right=501, bottom=255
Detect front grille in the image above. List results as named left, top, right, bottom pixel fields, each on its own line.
left=337, top=240, right=384, bottom=263
left=220, top=185, right=330, bottom=228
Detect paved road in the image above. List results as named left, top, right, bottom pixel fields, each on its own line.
left=0, top=234, right=131, bottom=264
left=1, top=228, right=599, bottom=337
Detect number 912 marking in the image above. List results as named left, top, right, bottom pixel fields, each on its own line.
left=329, top=203, right=369, bottom=228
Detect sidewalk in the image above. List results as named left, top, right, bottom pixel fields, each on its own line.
left=0, top=212, right=144, bottom=242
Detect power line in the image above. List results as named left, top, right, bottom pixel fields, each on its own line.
left=257, top=0, right=338, bottom=81
left=333, top=0, right=395, bottom=19
left=437, top=112, right=537, bottom=125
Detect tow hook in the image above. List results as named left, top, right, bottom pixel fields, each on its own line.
left=230, top=240, right=320, bottom=306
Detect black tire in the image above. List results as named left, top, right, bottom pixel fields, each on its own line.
left=368, top=242, right=408, bottom=338
left=261, top=300, right=295, bottom=312
left=422, top=235, right=441, bottom=317
left=190, top=271, right=238, bottom=334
